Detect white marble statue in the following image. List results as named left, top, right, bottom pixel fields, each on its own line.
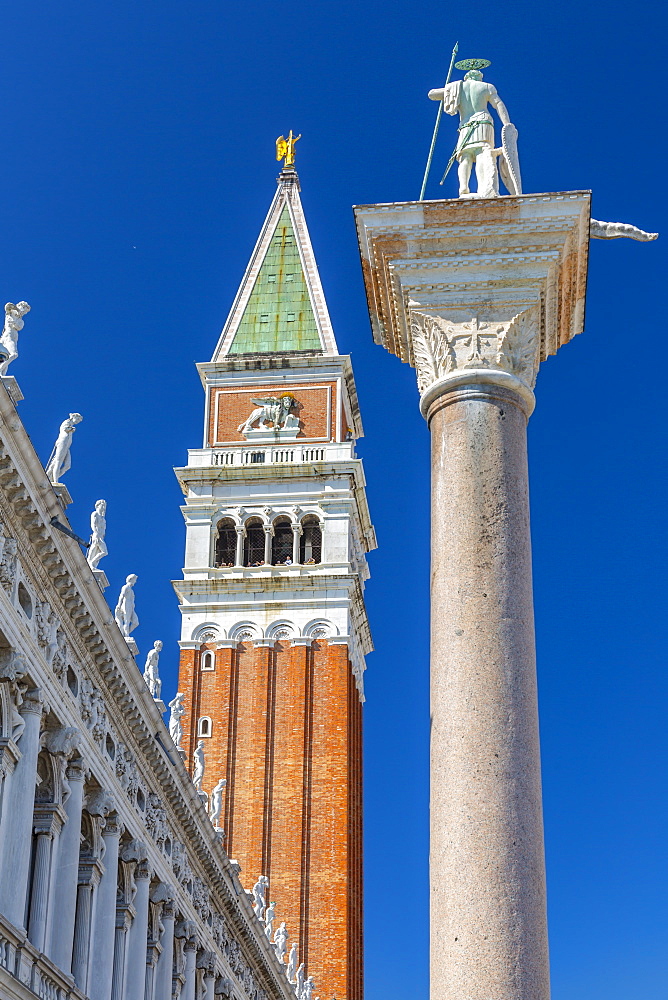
left=252, top=875, right=269, bottom=920
left=143, top=640, right=163, bottom=699
left=193, top=740, right=205, bottom=790
left=45, top=412, right=83, bottom=484
left=590, top=219, right=659, bottom=241
left=0, top=301, right=30, bottom=375
left=273, top=921, right=288, bottom=963
left=86, top=499, right=108, bottom=570
left=301, top=976, right=314, bottom=1000
left=114, top=574, right=138, bottom=637
left=209, top=777, right=227, bottom=828
left=286, top=942, right=297, bottom=983
left=264, top=900, right=276, bottom=939
left=295, top=963, right=305, bottom=998
left=168, top=692, right=185, bottom=748
left=238, top=395, right=300, bottom=434
left=429, top=61, right=520, bottom=199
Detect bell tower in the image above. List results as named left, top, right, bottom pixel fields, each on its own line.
left=173, top=156, right=375, bottom=1000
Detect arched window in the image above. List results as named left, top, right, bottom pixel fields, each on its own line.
left=272, top=517, right=293, bottom=565
left=215, top=518, right=236, bottom=567
left=201, top=650, right=215, bottom=671
left=198, top=716, right=212, bottom=738
left=300, top=516, right=322, bottom=564
left=243, top=518, right=265, bottom=567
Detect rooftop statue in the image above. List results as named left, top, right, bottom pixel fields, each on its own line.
left=0, top=301, right=30, bottom=376
left=45, top=412, right=83, bottom=485
left=428, top=58, right=521, bottom=199
left=168, top=692, right=185, bottom=748
left=87, top=499, right=108, bottom=571
left=420, top=50, right=657, bottom=241
left=276, top=130, right=301, bottom=168
left=114, top=573, right=139, bottom=638
left=143, top=640, right=163, bottom=700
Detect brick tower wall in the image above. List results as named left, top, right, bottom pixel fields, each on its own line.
left=178, top=640, right=363, bottom=1000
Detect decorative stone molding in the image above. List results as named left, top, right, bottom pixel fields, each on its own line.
left=410, top=307, right=540, bottom=394
left=354, top=192, right=591, bottom=403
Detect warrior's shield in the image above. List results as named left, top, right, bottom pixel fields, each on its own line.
left=499, top=123, right=522, bottom=196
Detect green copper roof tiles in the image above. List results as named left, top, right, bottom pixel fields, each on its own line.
left=228, top=206, right=323, bottom=354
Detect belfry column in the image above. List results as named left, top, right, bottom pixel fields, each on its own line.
left=355, top=192, right=591, bottom=1000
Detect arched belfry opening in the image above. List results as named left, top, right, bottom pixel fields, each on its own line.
left=243, top=518, right=265, bottom=566
left=271, top=517, right=293, bottom=565
left=215, top=518, right=236, bottom=567
left=300, top=515, right=322, bottom=564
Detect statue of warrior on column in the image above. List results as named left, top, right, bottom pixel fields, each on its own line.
left=429, top=58, right=521, bottom=198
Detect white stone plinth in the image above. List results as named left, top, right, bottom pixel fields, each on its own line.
left=92, top=568, right=109, bottom=591
left=153, top=698, right=166, bottom=714
left=124, top=636, right=139, bottom=656
left=51, top=483, right=73, bottom=508
left=241, top=425, right=300, bottom=442
left=0, top=375, right=23, bottom=405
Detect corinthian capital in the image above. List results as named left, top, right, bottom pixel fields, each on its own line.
left=410, top=307, right=540, bottom=395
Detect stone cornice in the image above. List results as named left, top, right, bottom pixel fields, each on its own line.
left=353, top=192, right=591, bottom=399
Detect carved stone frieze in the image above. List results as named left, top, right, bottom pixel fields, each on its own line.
left=409, top=306, right=541, bottom=394
left=0, top=532, right=18, bottom=592
left=80, top=677, right=107, bottom=743
left=0, top=650, right=28, bottom=741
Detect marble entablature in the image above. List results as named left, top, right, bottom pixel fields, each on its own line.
left=0, top=382, right=296, bottom=1000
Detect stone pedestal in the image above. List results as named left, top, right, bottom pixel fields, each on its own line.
left=0, top=376, right=23, bottom=405
left=124, top=636, right=139, bottom=656
left=354, top=193, right=591, bottom=1000
left=92, top=568, right=109, bottom=591
left=51, top=483, right=73, bottom=508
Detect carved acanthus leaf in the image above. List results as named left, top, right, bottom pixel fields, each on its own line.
left=410, top=312, right=456, bottom=393
left=496, top=310, right=540, bottom=386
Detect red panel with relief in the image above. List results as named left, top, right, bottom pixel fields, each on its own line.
left=208, top=383, right=338, bottom=445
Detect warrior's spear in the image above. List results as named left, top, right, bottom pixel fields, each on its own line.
left=418, top=41, right=458, bottom=201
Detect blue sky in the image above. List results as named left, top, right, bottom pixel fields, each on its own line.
left=0, top=2, right=665, bottom=998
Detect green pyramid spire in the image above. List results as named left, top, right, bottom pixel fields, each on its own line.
left=228, top=206, right=322, bottom=355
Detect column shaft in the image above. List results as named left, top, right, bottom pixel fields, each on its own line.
left=235, top=528, right=244, bottom=568
left=48, top=766, right=85, bottom=970
left=89, top=824, right=121, bottom=1000
left=264, top=527, right=272, bottom=565
left=0, top=690, right=42, bottom=928
left=292, top=525, right=300, bottom=564
left=71, top=882, right=93, bottom=989
left=125, top=868, right=151, bottom=1000
left=28, top=831, right=53, bottom=952
left=181, top=943, right=197, bottom=1000
left=155, top=910, right=175, bottom=1000
left=110, top=919, right=130, bottom=1000
left=428, top=381, right=549, bottom=1000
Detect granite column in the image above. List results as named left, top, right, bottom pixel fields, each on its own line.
left=423, top=372, right=548, bottom=1000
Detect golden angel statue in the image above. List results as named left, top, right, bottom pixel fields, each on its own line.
left=276, top=130, right=301, bottom=167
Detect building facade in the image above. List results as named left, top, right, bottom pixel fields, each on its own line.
left=174, top=164, right=375, bottom=1000
left=0, top=370, right=300, bottom=1000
